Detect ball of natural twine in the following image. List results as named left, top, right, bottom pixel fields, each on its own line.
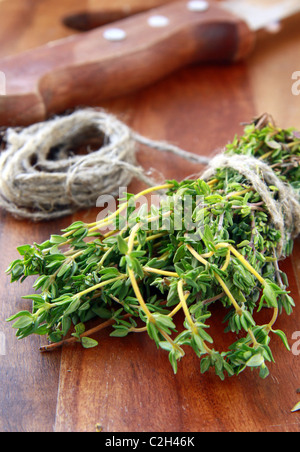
left=0, top=110, right=138, bottom=220
left=0, top=109, right=210, bottom=221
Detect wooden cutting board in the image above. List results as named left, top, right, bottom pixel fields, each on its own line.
left=0, top=0, right=299, bottom=433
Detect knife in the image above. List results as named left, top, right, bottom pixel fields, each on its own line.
left=0, top=0, right=299, bottom=127
left=62, top=1, right=175, bottom=31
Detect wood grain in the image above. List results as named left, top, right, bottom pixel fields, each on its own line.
left=0, top=0, right=299, bottom=433
left=248, top=19, right=300, bottom=130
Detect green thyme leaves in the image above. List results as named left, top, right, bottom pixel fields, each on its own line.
left=5, top=116, right=300, bottom=380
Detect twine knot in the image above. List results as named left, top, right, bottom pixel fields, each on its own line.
left=202, top=153, right=300, bottom=256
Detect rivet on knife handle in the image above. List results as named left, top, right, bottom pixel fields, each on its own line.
left=0, top=1, right=255, bottom=126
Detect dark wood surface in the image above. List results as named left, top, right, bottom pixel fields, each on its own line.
left=0, top=0, right=299, bottom=432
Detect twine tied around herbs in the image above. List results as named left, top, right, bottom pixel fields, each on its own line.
left=201, top=154, right=300, bottom=257
left=0, top=108, right=299, bottom=257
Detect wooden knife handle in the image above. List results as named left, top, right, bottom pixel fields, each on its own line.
left=0, top=1, right=255, bottom=126
left=62, top=1, right=175, bottom=31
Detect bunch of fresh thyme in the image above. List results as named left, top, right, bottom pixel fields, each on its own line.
left=6, top=116, right=300, bottom=379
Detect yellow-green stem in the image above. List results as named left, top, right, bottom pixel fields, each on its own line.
left=143, top=267, right=178, bottom=278
left=75, top=275, right=126, bottom=299
left=177, top=280, right=196, bottom=332
left=128, top=268, right=152, bottom=320
left=186, top=244, right=242, bottom=316
left=214, top=273, right=242, bottom=316
left=87, top=183, right=174, bottom=233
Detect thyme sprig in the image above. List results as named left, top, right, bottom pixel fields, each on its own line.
left=6, top=117, right=300, bottom=379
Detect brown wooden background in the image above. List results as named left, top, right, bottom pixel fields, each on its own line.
left=0, top=0, right=299, bottom=432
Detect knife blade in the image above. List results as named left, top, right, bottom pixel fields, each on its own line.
left=221, top=0, right=300, bottom=31
left=0, top=0, right=299, bottom=127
